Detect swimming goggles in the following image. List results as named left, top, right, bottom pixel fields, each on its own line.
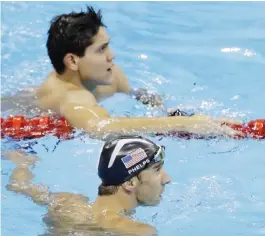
left=151, top=145, right=166, bottom=164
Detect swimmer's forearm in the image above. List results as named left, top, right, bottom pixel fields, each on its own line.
left=60, top=102, right=216, bottom=137
left=5, top=151, right=50, bottom=205
left=7, top=172, right=50, bottom=206
left=86, top=116, right=208, bottom=136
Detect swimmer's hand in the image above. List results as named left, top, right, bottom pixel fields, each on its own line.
left=2, top=150, right=40, bottom=167
left=130, top=88, right=163, bottom=107
left=187, top=114, right=244, bottom=138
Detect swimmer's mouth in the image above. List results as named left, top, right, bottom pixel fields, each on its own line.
left=107, top=64, right=114, bottom=72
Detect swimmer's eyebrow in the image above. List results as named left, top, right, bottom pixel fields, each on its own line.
left=97, top=39, right=110, bottom=49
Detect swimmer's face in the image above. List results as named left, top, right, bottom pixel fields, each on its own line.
left=135, top=161, right=171, bottom=206
left=77, top=27, right=115, bottom=85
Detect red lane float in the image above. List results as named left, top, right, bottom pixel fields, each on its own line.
left=223, top=119, right=265, bottom=139
left=1, top=116, right=265, bottom=140
left=1, top=116, right=72, bottom=140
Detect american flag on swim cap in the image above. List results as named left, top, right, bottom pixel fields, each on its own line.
left=121, top=148, right=147, bottom=169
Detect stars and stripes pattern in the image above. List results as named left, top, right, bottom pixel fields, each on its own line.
left=121, top=148, right=147, bottom=169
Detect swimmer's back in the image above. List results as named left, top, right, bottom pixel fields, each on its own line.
left=43, top=193, right=138, bottom=236
left=45, top=193, right=94, bottom=229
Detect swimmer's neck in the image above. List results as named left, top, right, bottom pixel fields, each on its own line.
left=81, top=80, right=97, bottom=94
left=55, top=70, right=97, bottom=93
left=93, top=189, right=138, bottom=216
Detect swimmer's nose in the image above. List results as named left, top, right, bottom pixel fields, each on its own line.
left=161, top=169, right=171, bottom=185
left=107, top=49, right=115, bottom=62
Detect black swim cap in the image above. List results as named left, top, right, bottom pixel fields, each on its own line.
left=98, top=135, right=161, bottom=186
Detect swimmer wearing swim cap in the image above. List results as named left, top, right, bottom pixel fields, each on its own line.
left=4, top=135, right=171, bottom=235
left=96, top=135, right=170, bottom=204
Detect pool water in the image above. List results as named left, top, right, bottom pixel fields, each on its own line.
left=1, top=2, right=265, bottom=236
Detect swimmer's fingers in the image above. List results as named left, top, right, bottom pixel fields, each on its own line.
left=186, top=118, right=243, bottom=138
left=214, top=117, right=244, bottom=137
left=205, top=119, right=244, bottom=138
left=186, top=124, right=238, bottom=138
left=189, top=114, right=244, bottom=137
left=2, top=150, right=40, bottom=166
left=216, top=123, right=244, bottom=138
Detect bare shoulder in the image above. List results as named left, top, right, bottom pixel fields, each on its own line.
left=38, top=71, right=97, bottom=112
left=51, top=192, right=90, bottom=208
left=112, top=64, right=130, bottom=94
left=47, top=192, right=93, bottom=226
left=62, top=89, right=97, bottom=105
left=59, top=89, right=110, bottom=130
left=101, top=214, right=157, bottom=235
left=37, top=71, right=57, bottom=95
left=38, top=71, right=85, bottom=98
left=37, top=71, right=67, bottom=111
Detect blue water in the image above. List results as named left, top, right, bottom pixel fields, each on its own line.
left=1, top=2, right=265, bottom=236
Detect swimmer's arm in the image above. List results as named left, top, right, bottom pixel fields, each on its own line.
left=60, top=91, right=241, bottom=138
left=4, top=151, right=51, bottom=206
left=4, top=150, right=91, bottom=216
left=113, top=64, right=130, bottom=94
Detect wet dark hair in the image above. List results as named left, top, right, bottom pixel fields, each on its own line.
left=46, top=6, right=105, bottom=74
left=98, top=184, right=119, bottom=196
left=98, top=174, right=145, bottom=196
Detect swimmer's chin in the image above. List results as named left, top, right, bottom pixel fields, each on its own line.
left=152, top=195, right=164, bottom=206
left=95, top=76, right=113, bottom=86
left=138, top=198, right=162, bottom=207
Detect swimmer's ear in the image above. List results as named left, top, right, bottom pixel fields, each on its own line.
left=63, top=53, right=79, bottom=72
left=122, top=177, right=138, bottom=194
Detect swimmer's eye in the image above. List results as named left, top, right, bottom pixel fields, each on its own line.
left=155, top=164, right=163, bottom=172
left=98, top=44, right=108, bottom=53
left=150, top=161, right=163, bottom=172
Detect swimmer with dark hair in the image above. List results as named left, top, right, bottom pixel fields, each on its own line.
left=4, top=135, right=170, bottom=235
left=1, top=6, right=243, bottom=139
